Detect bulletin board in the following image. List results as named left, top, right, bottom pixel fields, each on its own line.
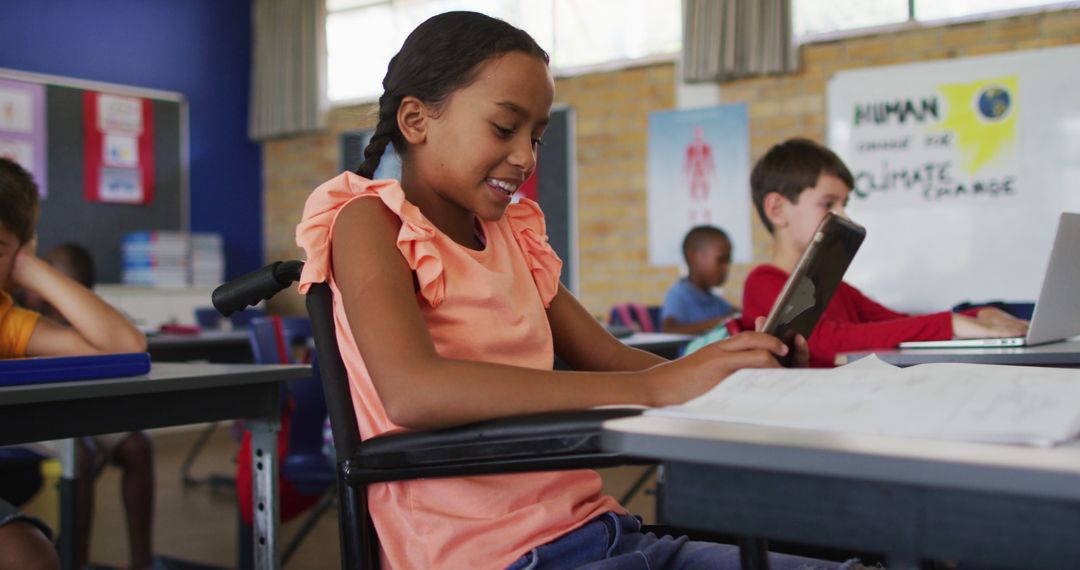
left=0, top=68, right=187, bottom=284
left=827, top=45, right=1080, bottom=312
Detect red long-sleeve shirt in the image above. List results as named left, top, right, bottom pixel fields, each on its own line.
left=741, top=264, right=955, bottom=367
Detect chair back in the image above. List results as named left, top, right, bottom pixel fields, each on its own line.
left=230, top=307, right=267, bottom=330
left=247, top=316, right=312, bottom=365
left=304, top=282, right=376, bottom=567
left=247, top=317, right=326, bottom=457
left=194, top=306, right=223, bottom=329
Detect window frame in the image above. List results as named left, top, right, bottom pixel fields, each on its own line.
left=795, top=1, right=1077, bottom=46
left=324, top=0, right=682, bottom=107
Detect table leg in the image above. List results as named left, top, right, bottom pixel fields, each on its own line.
left=249, top=419, right=280, bottom=570
left=59, top=438, right=77, bottom=570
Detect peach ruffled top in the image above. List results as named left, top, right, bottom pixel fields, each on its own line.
left=295, top=172, right=621, bottom=569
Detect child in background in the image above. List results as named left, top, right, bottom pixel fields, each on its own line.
left=0, top=157, right=151, bottom=569
left=296, top=12, right=852, bottom=569
left=742, top=138, right=1028, bottom=367
left=660, top=225, right=737, bottom=334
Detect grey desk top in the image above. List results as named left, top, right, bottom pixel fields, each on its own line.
left=147, top=329, right=250, bottom=348
left=0, top=362, right=309, bottom=446
left=838, top=339, right=1080, bottom=367
left=603, top=414, right=1080, bottom=502
left=0, top=362, right=309, bottom=406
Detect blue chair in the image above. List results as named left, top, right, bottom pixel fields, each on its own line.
left=229, top=307, right=267, bottom=330
left=238, top=316, right=335, bottom=568
left=194, top=306, right=223, bottom=330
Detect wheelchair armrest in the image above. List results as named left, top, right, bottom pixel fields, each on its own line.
left=342, top=407, right=650, bottom=484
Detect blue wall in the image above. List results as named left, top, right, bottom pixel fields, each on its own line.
left=0, top=0, right=261, bottom=280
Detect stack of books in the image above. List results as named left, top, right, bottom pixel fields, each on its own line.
left=121, top=231, right=225, bottom=288
left=190, top=233, right=225, bottom=287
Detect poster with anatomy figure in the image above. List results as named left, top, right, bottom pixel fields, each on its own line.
left=647, top=104, right=752, bottom=267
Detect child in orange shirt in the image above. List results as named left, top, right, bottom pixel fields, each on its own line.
left=296, top=12, right=854, bottom=569
left=1, top=157, right=149, bottom=569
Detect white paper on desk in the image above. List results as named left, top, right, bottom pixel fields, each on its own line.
left=648, top=355, right=1080, bottom=447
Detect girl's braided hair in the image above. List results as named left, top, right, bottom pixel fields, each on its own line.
left=355, top=11, right=548, bottom=179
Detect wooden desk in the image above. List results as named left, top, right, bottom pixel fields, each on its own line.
left=603, top=414, right=1080, bottom=569
left=0, top=362, right=309, bottom=570
left=838, top=339, right=1080, bottom=367
left=148, top=329, right=253, bottom=362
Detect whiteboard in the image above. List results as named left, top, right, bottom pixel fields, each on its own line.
left=827, top=45, right=1080, bottom=312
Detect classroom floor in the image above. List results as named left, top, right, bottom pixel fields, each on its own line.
left=20, top=425, right=658, bottom=569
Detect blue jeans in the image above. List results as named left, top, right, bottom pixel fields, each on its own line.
left=506, top=512, right=858, bottom=569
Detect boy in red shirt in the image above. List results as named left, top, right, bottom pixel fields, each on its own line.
left=742, top=138, right=1028, bottom=367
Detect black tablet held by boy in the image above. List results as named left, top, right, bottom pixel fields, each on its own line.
left=762, top=212, right=866, bottom=365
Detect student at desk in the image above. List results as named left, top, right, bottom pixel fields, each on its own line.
left=296, top=12, right=856, bottom=569
left=741, top=138, right=1029, bottom=367
left=0, top=157, right=150, bottom=569
left=660, top=225, right=738, bottom=335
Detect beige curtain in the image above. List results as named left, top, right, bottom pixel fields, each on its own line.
left=682, top=0, right=797, bottom=83
left=249, top=0, right=328, bottom=140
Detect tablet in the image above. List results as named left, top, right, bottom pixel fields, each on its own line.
left=761, top=212, right=866, bottom=364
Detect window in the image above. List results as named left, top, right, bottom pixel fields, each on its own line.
left=793, top=0, right=909, bottom=38
left=915, top=0, right=1067, bottom=21
left=794, top=0, right=1070, bottom=40
left=326, top=0, right=682, bottom=104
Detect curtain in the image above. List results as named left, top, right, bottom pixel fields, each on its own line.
left=682, top=0, right=797, bottom=83
left=249, top=0, right=328, bottom=140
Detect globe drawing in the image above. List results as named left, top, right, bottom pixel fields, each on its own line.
left=977, top=86, right=1011, bottom=121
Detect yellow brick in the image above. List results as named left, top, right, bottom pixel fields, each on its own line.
left=803, top=42, right=845, bottom=66
left=845, top=38, right=893, bottom=60
left=892, top=30, right=942, bottom=54
left=958, top=42, right=1017, bottom=57
left=988, top=18, right=1041, bottom=42
left=1041, top=9, right=1080, bottom=37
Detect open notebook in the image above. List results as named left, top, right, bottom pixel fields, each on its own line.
left=0, top=352, right=151, bottom=387
left=648, top=355, right=1080, bottom=447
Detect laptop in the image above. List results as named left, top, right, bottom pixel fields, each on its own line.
left=900, top=212, right=1080, bottom=349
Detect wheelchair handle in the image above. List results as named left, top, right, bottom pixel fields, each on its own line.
left=211, top=260, right=304, bottom=316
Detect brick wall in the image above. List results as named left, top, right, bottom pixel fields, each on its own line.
left=262, top=8, right=1080, bottom=317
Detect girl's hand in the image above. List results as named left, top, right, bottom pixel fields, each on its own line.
left=753, top=315, right=810, bottom=368
left=646, top=331, right=790, bottom=407
left=952, top=313, right=1028, bottom=339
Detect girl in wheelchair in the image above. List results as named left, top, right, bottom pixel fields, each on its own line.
left=296, top=11, right=856, bottom=570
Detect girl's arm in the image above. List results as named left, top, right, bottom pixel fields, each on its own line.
left=547, top=283, right=666, bottom=372
left=333, top=199, right=791, bottom=430
left=15, top=248, right=147, bottom=357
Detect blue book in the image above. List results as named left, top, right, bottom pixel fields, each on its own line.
left=0, top=352, right=151, bottom=387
